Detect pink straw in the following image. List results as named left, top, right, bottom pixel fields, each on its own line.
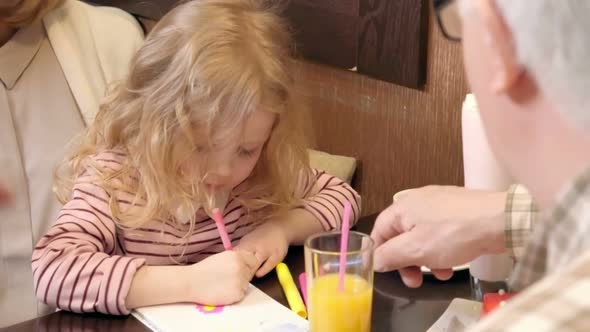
left=212, top=208, right=233, bottom=250
left=298, top=272, right=308, bottom=306
left=339, top=202, right=352, bottom=292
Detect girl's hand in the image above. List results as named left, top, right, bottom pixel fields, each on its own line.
left=236, top=222, right=290, bottom=277
left=190, top=250, right=259, bottom=305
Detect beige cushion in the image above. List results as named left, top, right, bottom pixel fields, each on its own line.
left=308, top=149, right=357, bottom=184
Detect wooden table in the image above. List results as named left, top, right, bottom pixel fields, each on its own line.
left=1, top=214, right=471, bottom=332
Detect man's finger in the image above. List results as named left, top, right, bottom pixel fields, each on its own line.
left=431, top=268, right=454, bottom=281
left=370, top=203, right=402, bottom=248
left=374, top=230, right=423, bottom=272
left=398, top=266, right=423, bottom=288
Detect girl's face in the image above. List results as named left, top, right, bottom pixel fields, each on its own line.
left=191, top=111, right=276, bottom=193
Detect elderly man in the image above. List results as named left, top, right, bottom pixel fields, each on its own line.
left=373, top=0, right=590, bottom=329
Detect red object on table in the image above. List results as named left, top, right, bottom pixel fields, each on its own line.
left=482, top=292, right=517, bottom=317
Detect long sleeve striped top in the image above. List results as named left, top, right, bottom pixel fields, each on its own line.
left=31, top=151, right=361, bottom=315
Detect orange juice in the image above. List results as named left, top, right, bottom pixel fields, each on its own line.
left=308, top=274, right=373, bottom=332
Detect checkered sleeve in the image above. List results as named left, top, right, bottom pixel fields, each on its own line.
left=470, top=250, right=590, bottom=332
left=505, top=184, right=538, bottom=260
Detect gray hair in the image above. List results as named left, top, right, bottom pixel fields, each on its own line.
left=462, top=0, right=590, bottom=129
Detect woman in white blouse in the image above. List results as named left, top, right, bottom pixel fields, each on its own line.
left=0, top=0, right=143, bottom=326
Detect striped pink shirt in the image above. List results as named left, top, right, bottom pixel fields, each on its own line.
left=32, top=151, right=360, bottom=315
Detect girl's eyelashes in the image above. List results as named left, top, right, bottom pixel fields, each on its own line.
left=237, top=147, right=259, bottom=158
left=195, top=145, right=260, bottom=157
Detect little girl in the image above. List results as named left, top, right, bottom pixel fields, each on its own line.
left=32, top=0, right=359, bottom=315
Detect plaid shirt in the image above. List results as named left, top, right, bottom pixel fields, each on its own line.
left=471, top=170, right=590, bottom=331
left=505, top=184, right=538, bottom=260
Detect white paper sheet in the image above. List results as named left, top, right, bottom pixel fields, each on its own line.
left=132, top=284, right=309, bottom=332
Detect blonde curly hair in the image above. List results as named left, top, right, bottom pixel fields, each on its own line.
left=55, top=0, right=310, bottom=229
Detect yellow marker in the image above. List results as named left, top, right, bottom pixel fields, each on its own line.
left=276, top=263, right=307, bottom=319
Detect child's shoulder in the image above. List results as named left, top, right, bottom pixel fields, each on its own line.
left=88, top=148, right=128, bottom=170
left=76, top=148, right=138, bottom=190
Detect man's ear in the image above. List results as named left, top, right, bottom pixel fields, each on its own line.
left=481, top=0, right=523, bottom=94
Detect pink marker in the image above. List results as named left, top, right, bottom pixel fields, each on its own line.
left=298, top=272, right=308, bottom=306
left=212, top=208, right=233, bottom=250
left=339, top=202, right=352, bottom=292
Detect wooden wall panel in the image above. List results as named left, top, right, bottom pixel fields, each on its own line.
left=288, top=0, right=429, bottom=88
left=90, top=0, right=175, bottom=18
left=294, top=13, right=468, bottom=215
left=293, top=0, right=358, bottom=14
left=358, top=0, right=429, bottom=88
left=89, top=0, right=428, bottom=89
left=285, top=1, right=359, bottom=69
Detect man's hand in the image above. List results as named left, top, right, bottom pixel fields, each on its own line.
left=371, top=186, right=507, bottom=287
